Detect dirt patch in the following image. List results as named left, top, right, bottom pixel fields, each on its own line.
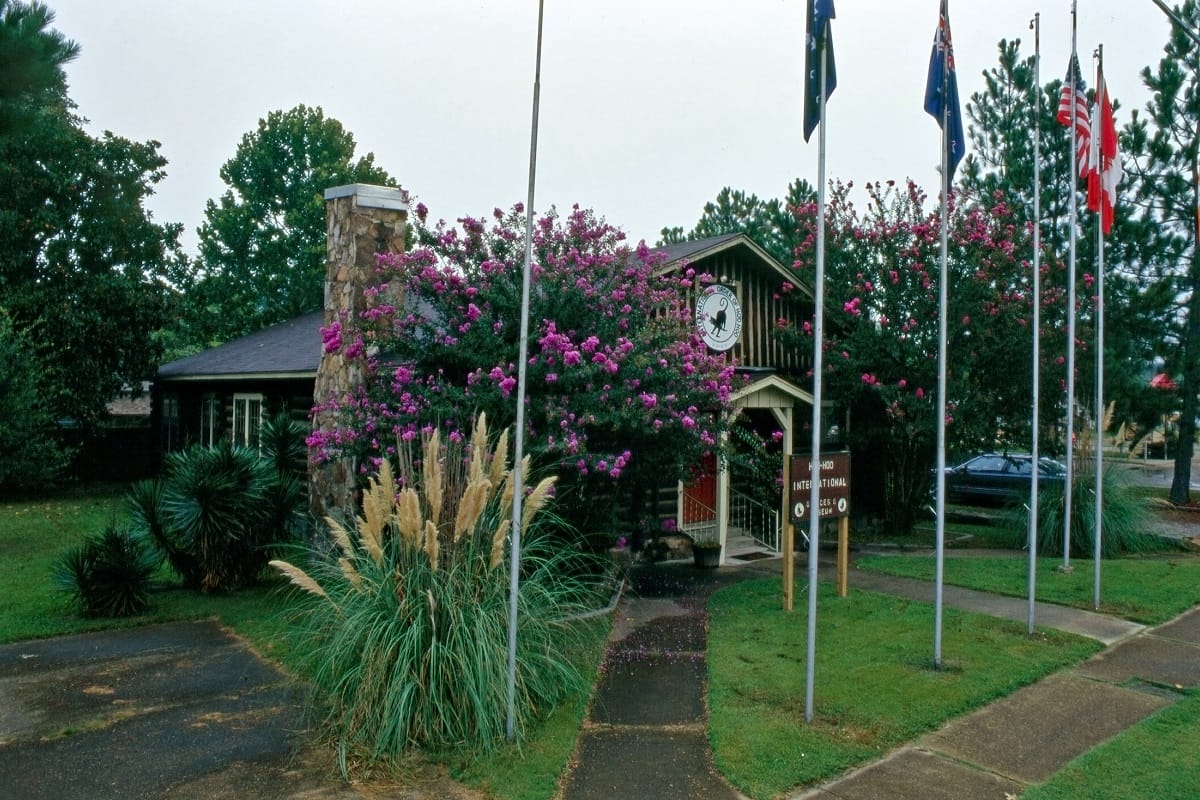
left=1147, top=501, right=1200, bottom=548
left=356, top=763, right=486, bottom=800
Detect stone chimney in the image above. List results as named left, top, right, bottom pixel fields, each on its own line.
left=310, top=183, right=408, bottom=522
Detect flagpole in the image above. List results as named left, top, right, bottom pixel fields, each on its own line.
left=1093, top=45, right=1105, bottom=609
left=932, top=0, right=951, bottom=669
left=1062, top=0, right=1079, bottom=573
left=507, top=0, right=545, bottom=742
left=1028, top=12, right=1041, bottom=635
left=804, top=11, right=829, bottom=727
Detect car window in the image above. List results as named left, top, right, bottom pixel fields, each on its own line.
left=1038, top=458, right=1066, bottom=475
left=967, top=455, right=1009, bottom=472
left=1010, top=459, right=1035, bottom=475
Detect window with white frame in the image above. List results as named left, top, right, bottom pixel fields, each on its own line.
left=232, top=393, right=264, bottom=450
left=200, top=394, right=220, bottom=447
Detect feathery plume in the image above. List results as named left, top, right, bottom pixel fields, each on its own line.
left=397, top=486, right=422, bottom=544
left=521, top=476, right=557, bottom=533
left=489, top=517, right=510, bottom=569
left=270, top=560, right=329, bottom=600
left=424, top=519, right=440, bottom=571
left=423, top=432, right=443, bottom=527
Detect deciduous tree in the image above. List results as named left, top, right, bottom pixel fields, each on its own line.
left=311, top=204, right=736, bottom=536
left=0, top=1, right=181, bottom=444
left=191, top=105, right=394, bottom=345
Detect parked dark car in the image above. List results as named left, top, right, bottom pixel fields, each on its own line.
left=939, top=453, right=1066, bottom=505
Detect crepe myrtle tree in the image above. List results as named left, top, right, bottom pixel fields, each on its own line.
left=778, top=180, right=1047, bottom=535
left=310, top=203, right=738, bottom=538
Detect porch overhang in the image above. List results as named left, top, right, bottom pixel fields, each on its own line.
left=706, top=374, right=819, bottom=566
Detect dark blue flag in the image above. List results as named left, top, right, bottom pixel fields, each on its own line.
left=923, top=0, right=964, bottom=179
left=803, top=0, right=836, bottom=143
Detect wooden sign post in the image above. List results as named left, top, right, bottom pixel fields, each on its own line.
left=790, top=451, right=852, bottom=599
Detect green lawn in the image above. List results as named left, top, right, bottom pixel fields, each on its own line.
left=707, top=580, right=1102, bottom=799
left=856, top=553, right=1200, bottom=624
left=0, top=487, right=301, bottom=653
left=0, top=486, right=607, bottom=800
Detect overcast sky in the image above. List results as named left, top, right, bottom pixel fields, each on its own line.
left=49, top=1, right=1174, bottom=256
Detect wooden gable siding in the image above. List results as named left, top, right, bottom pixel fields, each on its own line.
left=688, top=252, right=813, bottom=377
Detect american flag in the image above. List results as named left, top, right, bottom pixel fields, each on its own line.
left=1057, top=54, right=1090, bottom=179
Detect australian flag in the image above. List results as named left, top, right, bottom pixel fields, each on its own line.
left=923, top=0, right=964, bottom=180
left=803, top=0, right=836, bottom=143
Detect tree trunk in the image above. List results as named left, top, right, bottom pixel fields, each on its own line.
left=1170, top=247, right=1200, bottom=504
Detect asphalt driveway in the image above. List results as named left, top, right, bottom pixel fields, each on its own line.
left=0, top=620, right=361, bottom=800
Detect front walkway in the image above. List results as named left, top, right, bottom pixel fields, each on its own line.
left=559, top=564, right=747, bottom=800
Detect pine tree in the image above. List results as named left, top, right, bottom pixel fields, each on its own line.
left=1124, top=1, right=1200, bottom=502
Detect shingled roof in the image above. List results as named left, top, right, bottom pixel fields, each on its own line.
left=650, top=232, right=812, bottom=300
left=158, top=311, right=324, bottom=381
left=649, top=232, right=743, bottom=264
left=157, top=233, right=803, bottom=382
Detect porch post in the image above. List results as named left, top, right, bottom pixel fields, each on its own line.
left=716, top=428, right=730, bottom=565
left=771, top=406, right=794, bottom=609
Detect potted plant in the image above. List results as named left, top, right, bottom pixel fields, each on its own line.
left=691, top=534, right=722, bottom=569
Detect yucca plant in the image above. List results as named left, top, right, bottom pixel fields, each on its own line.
left=272, top=414, right=601, bottom=763
left=55, top=523, right=159, bottom=617
left=128, top=440, right=303, bottom=592
left=161, top=441, right=277, bottom=590
left=126, top=477, right=201, bottom=584
left=1005, top=464, right=1181, bottom=558
left=260, top=410, right=309, bottom=478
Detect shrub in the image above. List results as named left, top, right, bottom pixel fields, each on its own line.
left=1005, top=465, right=1182, bottom=558
left=126, top=476, right=200, bottom=584
left=0, top=309, right=73, bottom=494
left=260, top=410, right=309, bottom=478
left=272, top=415, right=602, bottom=762
left=130, top=440, right=304, bottom=592
left=55, top=523, right=158, bottom=617
left=309, top=205, right=736, bottom=539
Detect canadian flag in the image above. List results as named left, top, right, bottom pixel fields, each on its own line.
left=1087, top=64, right=1121, bottom=235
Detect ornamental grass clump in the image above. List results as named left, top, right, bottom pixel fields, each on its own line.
left=272, top=415, right=600, bottom=762
left=1005, top=465, right=1183, bottom=558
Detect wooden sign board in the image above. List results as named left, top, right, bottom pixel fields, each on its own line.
left=789, top=451, right=851, bottom=522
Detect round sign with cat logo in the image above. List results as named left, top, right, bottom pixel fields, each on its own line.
left=695, top=284, right=742, bottom=352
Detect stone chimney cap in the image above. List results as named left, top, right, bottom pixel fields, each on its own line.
left=323, top=183, right=409, bottom=212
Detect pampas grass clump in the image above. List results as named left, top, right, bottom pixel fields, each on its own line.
left=1005, top=464, right=1182, bottom=558
left=272, top=415, right=600, bottom=763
